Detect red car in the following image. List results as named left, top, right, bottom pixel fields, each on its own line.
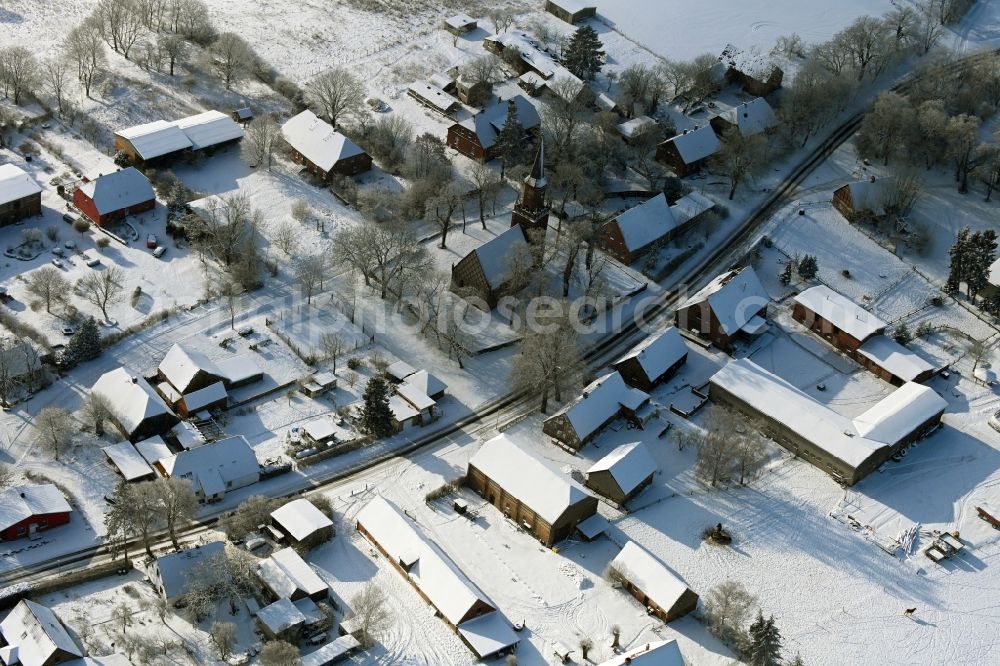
left=146, top=234, right=157, bottom=249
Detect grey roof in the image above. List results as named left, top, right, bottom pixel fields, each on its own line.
left=116, top=120, right=192, bottom=160
left=154, top=541, right=226, bottom=600
left=666, top=126, right=720, bottom=165
left=458, top=95, right=540, bottom=151
left=257, top=598, right=306, bottom=634
left=102, top=442, right=156, bottom=481
left=471, top=225, right=529, bottom=290
left=678, top=266, right=768, bottom=336
left=0, top=600, right=82, bottom=666
left=616, top=326, right=688, bottom=381
left=256, top=547, right=328, bottom=599
left=0, top=164, right=42, bottom=205
left=300, top=635, right=361, bottom=666
left=158, top=436, right=259, bottom=497
left=172, top=111, right=244, bottom=150
left=281, top=110, right=365, bottom=172
left=608, top=193, right=680, bottom=254
left=180, top=381, right=227, bottom=412
left=408, top=81, right=461, bottom=114
left=0, top=484, right=72, bottom=532
left=77, top=167, right=155, bottom=216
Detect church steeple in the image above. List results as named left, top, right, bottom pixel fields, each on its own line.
left=510, top=136, right=549, bottom=239
left=525, top=137, right=545, bottom=189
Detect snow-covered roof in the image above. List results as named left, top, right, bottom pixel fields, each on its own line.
left=609, top=193, right=680, bottom=254
left=617, top=115, right=656, bottom=140
left=257, top=598, right=306, bottom=635
left=794, top=285, right=886, bottom=342
left=408, top=81, right=461, bottom=114
left=303, top=417, right=337, bottom=442
left=671, top=191, right=714, bottom=225
left=158, top=436, right=258, bottom=497
left=717, top=97, right=777, bottom=135
left=173, top=420, right=205, bottom=449
left=387, top=360, right=416, bottom=381
left=155, top=541, right=226, bottom=600
left=116, top=120, right=192, bottom=160
left=135, top=435, right=172, bottom=464
left=710, top=358, right=945, bottom=470
left=587, top=442, right=657, bottom=497
left=159, top=343, right=223, bottom=394
left=403, top=370, right=447, bottom=397
left=216, top=354, right=262, bottom=385
left=0, top=600, right=82, bottom=666
left=271, top=498, right=333, bottom=542
left=468, top=435, right=594, bottom=524
left=389, top=395, right=420, bottom=423
left=234, top=107, right=253, bottom=120
left=839, top=177, right=893, bottom=214
left=617, top=327, right=688, bottom=382
left=456, top=611, right=520, bottom=659
left=990, top=257, right=1000, bottom=288
left=666, top=125, right=720, bottom=164
left=92, top=368, right=175, bottom=436
left=357, top=496, right=494, bottom=626
left=257, top=547, right=329, bottom=599
left=180, top=381, right=227, bottom=412
left=70, top=654, right=134, bottom=666
left=77, top=167, right=155, bottom=215
left=396, top=382, right=435, bottom=411
left=546, top=371, right=649, bottom=443
left=0, top=164, right=42, bottom=205
left=0, top=340, right=43, bottom=379
left=852, top=382, right=947, bottom=443
left=857, top=335, right=936, bottom=382
left=444, top=13, right=477, bottom=30
left=549, top=0, right=594, bottom=12
left=172, top=110, right=244, bottom=150
left=487, top=31, right=559, bottom=79
left=610, top=542, right=693, bottom=614
left=458, top=95, right=540, bottom=150
left=281, top=110, right=365, bottom=173
left=597, top=640, right=685, bottom=666
left=720, top=43, right=781, bottom=80
left=102, top=442, right=155, bottom=481
left=679, top=266, right=768, bottom=336
left=300, top=635, right=361, bottom=666
left=0, top=485, right=72, bottom=533
left=472, top=224, right=530, bottom=290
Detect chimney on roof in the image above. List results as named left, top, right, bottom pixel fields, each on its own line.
left=131, top=376, right=138, bottom=383
left=870, top=175, right=876, bottom=183
left=20, top=492, right=26, bottom=498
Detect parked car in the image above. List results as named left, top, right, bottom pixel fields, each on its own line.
left=62, top=213, right=78, bottom=224
left=51, top=247, right=64, bottom=256
left=61, top=326, right=75, bottom=336
left=990, top=409, right=1000, bottom=434
left=84, top=254, right=100, bottom=267
left=51, top=258, right=63, bottom=269
left=152, top=245, right=166, bottom=258
left=146, top=234, right=157, bottom=249
left=64, top=240, right=76, bottom=250
left=975, top=365, right=999, bottom=386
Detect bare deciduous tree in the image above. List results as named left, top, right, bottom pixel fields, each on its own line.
left=295, top=254, right=326, bottom=305
left=0, top=46, right=40, bottom=105
left=77, top=265, right=126, bottom=321
left=712, top=127, right=768, bottom=199
left=188, top=193, right=261, bottom=267
left=703, top=580, right=758, bottom=652
left=65, top=22, right=106, bottom=98
left=270, top=220, right=298, bottom=255
left=220, top=495, right=278, bottom=540
left=95, top=0, right=146, bottom=59
left=488, top=8, right=516, bottom=34
left=320, top=333, right=345, bottom=372
left=509, top=306, right=584, bottom=413
left=26, top=266, right=69, bottom=314
left=210, top=32, right=254, bottom=89
left=333, top=222, right=429, bottom=300
left=210, top=622, right=237, bottom=662
left=260, top=640, right=300, bottom=666
left=307, top=67, right=366, bottom=129
left=243, top=113, right=279, bottom=170
left=41, top=57, right=72, bottom=116
left=35, top=406, right=74, bottom=460
left=151, top=476, right=198, bottom=549
left=83, top=391, right=114, bottom=435
left=469, top=162, right=501, bottom=229
left=157, top=32, right=186, bottom=75
left=351, top=583, right=390, bottom=648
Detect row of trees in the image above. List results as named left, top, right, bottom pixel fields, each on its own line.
left=946, top=227, right=998, bottom=304
left=104, top=476, right=200, bottom=558
left=675, top=406, right=769, bottom=487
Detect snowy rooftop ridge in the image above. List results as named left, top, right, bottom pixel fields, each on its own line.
left=115, top=110, right=243, bottom=159
left=468, top=434, right=595, bottom=524
left=857, top=335, right=936, bottom=383
left=597, top=639, right=685, bottom=666
left=609, top=542, right=694, bottom=616
left=586, top=442, right=658, bottom=497
left=257, top=547, right=328, bottom=599
left=270, top=498, right=333, bottom=542
left=92, top=367, right=174, bottom=436
left=794, top=284, right=887, bottom=342
left=280, top=109, right=364, bottom=172
left=77, top=167, right=155, bottom=215
left=717, top=97, right=777, bottom=135
left=473, top=224, right=530, bottom=289
left=610, top=193, right=680, bottom=253
left=547, top=371, right=649, bottom=442
left=0, top=164, right=42, bottom=205
left=666, top=125, right=720, bottom=164
left=0, top=600, right=83, bottom=666
left=616, top=326, right=688, bottom=381
left=679, top=266, right=768, bottom=335
left=0, top=485, right=72, bottom=533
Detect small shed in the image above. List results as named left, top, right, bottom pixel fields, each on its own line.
left=271, top=498, right=335, bottom=548
left=102, top=442, right=156, bottom=482
left=301, top=635, right=362, bottom=666
left=177, top=381, right=228, bottom=417
left=386, top=361, right=416, bottom=383
left=302, top=371, right=337, bottom=398
left=655, top=126, right=721, bottom=177
left=0, top=164, right=43, bottom=226
left=444, top=14, right=477, bottom=35
left=585, top=442, right=657, bottom=504
left=609, top=541, right=698, bottom=622
left=545, top=0, right=597, bottom=24
left=232, top=107, right=253, bottom=125
left=257, top=597, right=306, bottom=641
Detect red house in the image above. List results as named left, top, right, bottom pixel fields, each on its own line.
left=0, top=484, right=72, bottom=541
left=73, top=167, right=156, bottom=226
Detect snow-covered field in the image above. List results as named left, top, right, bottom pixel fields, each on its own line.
left=593, top=0, right=896, bottom=61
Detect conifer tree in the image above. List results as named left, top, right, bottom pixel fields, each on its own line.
left=494, top=102, right=526, bottom=178
left=62, top=318, right=101, bottom=368
left=747, top=611, right=783, bottom=666
left=797, top=255, right=818, bottom=280
left=563, top=25, right=604, bottom=81
left=361, top=376, right=395, bottom=438
left=778, top=261, right=793, bottom=286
